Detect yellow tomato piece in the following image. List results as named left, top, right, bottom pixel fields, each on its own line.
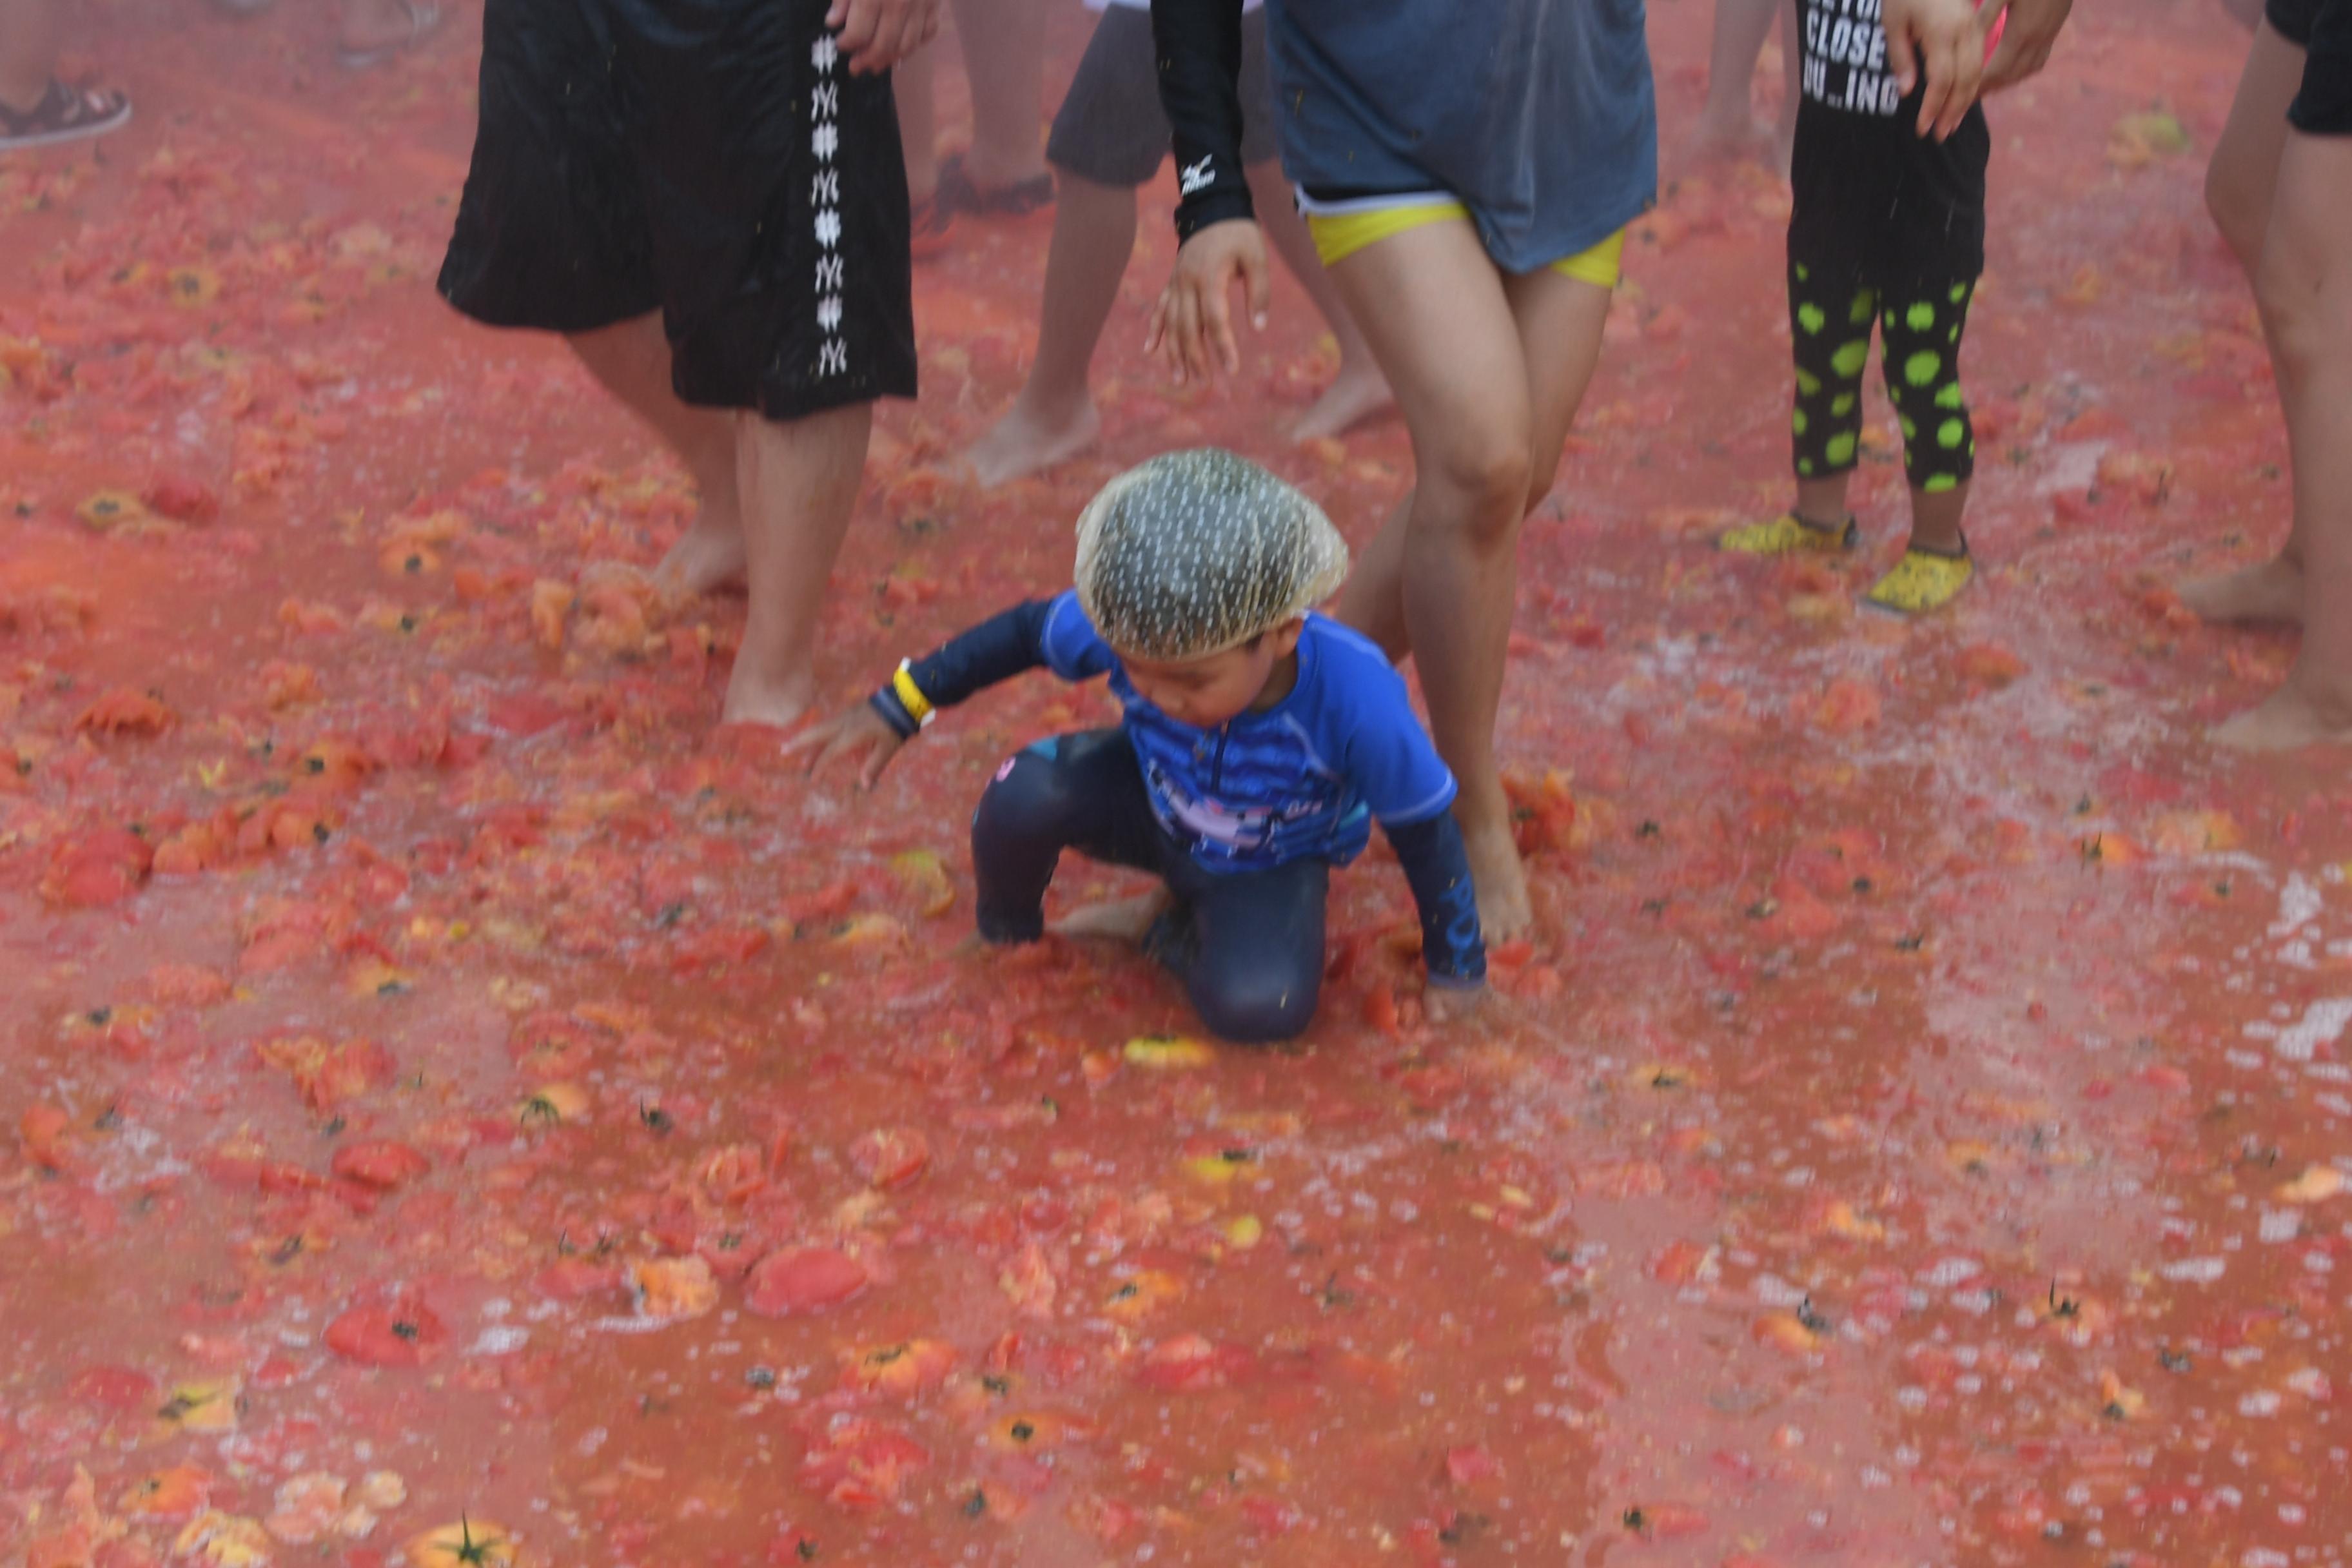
left=1123, top=1035, right=1214, bottom=1069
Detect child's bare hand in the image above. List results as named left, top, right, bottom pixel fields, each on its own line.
left=1146, top=219, right=1272, bottom=386
left=782, top=702, right=907, bottom=790
left=1420, top=981, right=1494, bottom=1027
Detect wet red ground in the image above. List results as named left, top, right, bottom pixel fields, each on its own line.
left=6, top=1, right=2352, bottom=1564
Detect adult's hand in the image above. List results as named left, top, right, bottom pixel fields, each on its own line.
left=1881, top=0, right=1988, bottom=141
left=828, top=0, right=942, bottom=75
left=1981, top=0, right=2075, bottom=92
left=1144, top=219, right=1272, bottom=386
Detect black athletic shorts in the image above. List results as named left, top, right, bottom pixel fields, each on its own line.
left=436, top=0, right=916, bottom=419
left=1045, top=6, right=1280, bottom=188
left=2269, top=0, right=2320, bottom=43
left=2291, top=0, right=2352, bottom=132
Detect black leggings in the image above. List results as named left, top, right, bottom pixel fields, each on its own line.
left=971, top=729, right=1328, bottom=1044
left=1788, top=264, right=1977, bottom=494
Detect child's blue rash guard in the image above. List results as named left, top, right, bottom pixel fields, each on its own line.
left=872, top=591, right=1485, bottom=985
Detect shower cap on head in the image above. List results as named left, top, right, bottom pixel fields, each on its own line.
left=1071, top=448, right=1349, bottom=663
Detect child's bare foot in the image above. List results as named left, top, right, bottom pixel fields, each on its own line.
left=654, top=511, right=749, bottom=598
left=960, top=397, right=1101, bottom=491
left=720, top=663, right=818, bottom=732
left=2179, top=555, right=2304, bottom=625
left=1049, top=888, right=1173, bottom=943
left=2211, top=679, right=2352, bottom=752
left=1288, top=362, right=1393, bottom=444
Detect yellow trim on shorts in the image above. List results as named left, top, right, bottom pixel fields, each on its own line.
left=1304, top=201, right=1626, bottom=288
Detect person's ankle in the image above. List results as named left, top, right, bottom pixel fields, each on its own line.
left=1010, top=384, right=1093, bottom=429
left=964, top=148, right=1048, bottom=192
left=0, top=78, right=50, bottom=113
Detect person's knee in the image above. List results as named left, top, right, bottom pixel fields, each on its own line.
left=1425, top=423, right=1533, bottom=541
left=972, top=748, right=1075, bottom=848
left=1192, top=959, right=1320, bottom=1045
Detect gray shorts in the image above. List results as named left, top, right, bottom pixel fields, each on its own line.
left=1046, top=6, right=1280, bottom=188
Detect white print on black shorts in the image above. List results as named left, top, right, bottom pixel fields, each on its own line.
left=1802, top=0, right=1903, bottom=116
left=810, top=33, right=849, bottom=379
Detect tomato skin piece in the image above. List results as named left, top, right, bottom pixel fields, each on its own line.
left=257, top=1161, right=328, bottom=1196
left=533, top=1259, right=624, bottom=1302
left=324, top=1302, right=449, bottom=1367
left=330, top=1141, right=430, bottom=1190
left=1135, top=1334, right=1253, bottom=1392
left=848, top=1128, right=929, bottom=1190
left=695, top=1143, right=767, bottom=1204
left=66, top=1364, right=157, bottom=1412
left=745, top=1248, right=869, bottom=1316
left=1444, top=1446, right=1501, bottom=1487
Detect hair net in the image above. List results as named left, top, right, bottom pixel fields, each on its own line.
left=1071, top=449, right=1349, bottom=662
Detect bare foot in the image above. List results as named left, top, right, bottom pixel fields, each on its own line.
left=1288, top=362, right=1393, bottom=444
left=720, top=663, right=818, bottom=731
left=959, top=397, right=1101, bottom=490
left=1461, top=815, right=1535, bottom=943
left=2178, top=555, right=2304, bottom=626
left=655, top=512, right=749, bottom=598
left=1049, top=888, right=1173, bottom=943
left=2211, top=680, right=2352, bottom=752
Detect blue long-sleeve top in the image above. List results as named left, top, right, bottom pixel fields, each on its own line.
left=874, top=592, right=1485, bottom=986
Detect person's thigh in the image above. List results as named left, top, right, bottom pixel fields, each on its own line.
left=1498, top=262, right=1616, bottom=507
left=2209, top=20, right=2310, bottom=261
left=1324, top=219, right=1533, bottom=512
left=621, top=0, right=916, bottom=417
left=991, top=729, right=1168, bottom=872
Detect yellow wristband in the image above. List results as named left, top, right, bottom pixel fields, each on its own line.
left=892, top=660, right=935, bottom=728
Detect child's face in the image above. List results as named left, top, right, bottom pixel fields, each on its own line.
left=1118, top=619, right=1306, bottom=729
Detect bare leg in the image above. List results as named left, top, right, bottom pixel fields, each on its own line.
left=724, top=403, right=874, bottom=729
left=957, top=170, right=1131, bottom=488
left=896, top=42, right=939, bottom=207
left=1341, top=264, right=1610, bottom=663
left=2181, top=19, right=2309, bottom=627
left=1329, top=223, right=1612, bottom=941
left=948, top=0, right=1048, bottom=195
left=0, top=0, right=64, bottom=108
left=1696, top=0, right=1783, bottom=159
left=1795, top=471, right=1856, bottom=527
left=1905, top=479, right=1968, bottom=556
left=1770, top=0, right=1800, bottom=175
left=1246, top=163, right=1394, bottom=442
left=2214, top=130, right=2352, bottom=750
left=567, top=314, right=748, bottom=595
